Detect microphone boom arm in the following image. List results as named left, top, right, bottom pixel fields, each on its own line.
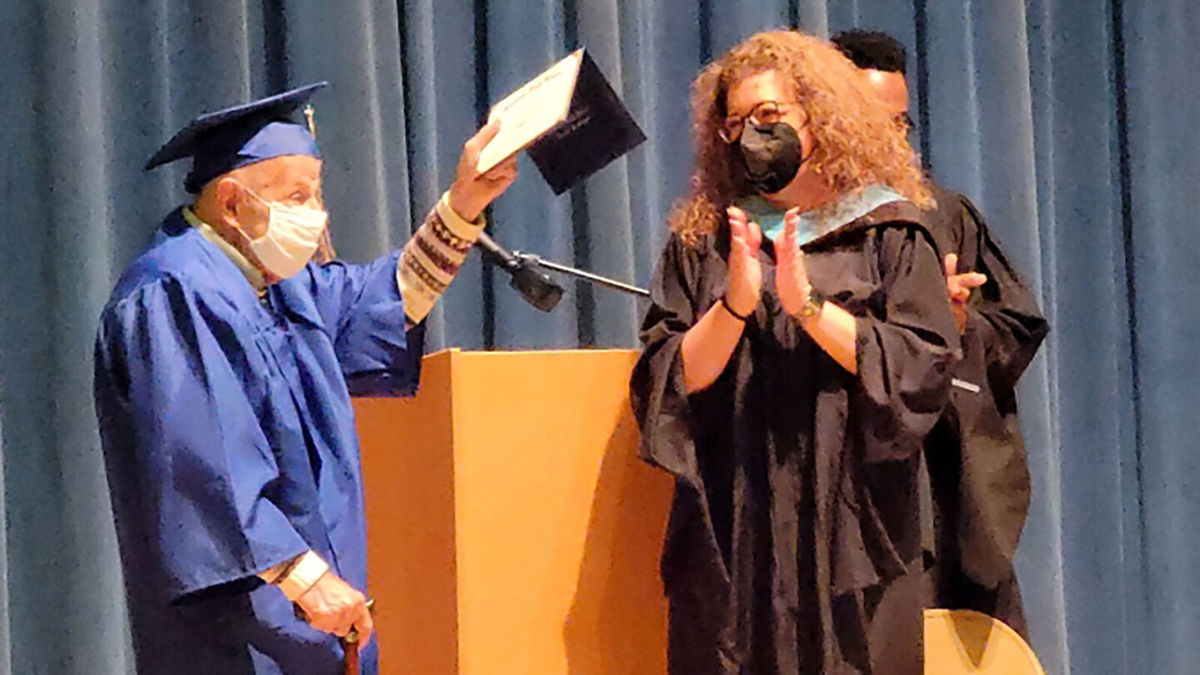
left=473, top=232, right=649, bottom=312
left=513, top=252, right=649, bottom=298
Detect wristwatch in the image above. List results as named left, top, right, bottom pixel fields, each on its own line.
left=797, top=285, right=826, bottom=320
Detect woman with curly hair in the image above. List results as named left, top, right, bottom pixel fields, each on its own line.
left=631, top=30, right=958, bottom=673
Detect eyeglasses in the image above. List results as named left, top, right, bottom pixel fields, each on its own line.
left=719, top=100, right=807, bottom=144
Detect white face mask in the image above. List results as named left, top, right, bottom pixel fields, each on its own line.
left=235, top=182, right=328, bottom=279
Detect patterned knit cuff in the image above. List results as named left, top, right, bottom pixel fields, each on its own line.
left=435, top=192, right=487, bottom=244
left=397, top=192, right=488, bottom=323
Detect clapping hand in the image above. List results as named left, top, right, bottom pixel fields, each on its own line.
left=944, top=253, right=988, bottom=334
left=725, top=206, right=763, bottom=318
left=775, top=207, right=812, bottom=318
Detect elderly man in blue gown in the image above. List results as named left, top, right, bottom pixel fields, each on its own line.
left=94, top=83, right=518, bottom=673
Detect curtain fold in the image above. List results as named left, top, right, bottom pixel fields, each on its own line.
left=1122, top=4, right=1200, bottom=674
left=1, top=1, right=1195, bottom=672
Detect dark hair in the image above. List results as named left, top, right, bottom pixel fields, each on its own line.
left=830, top=30, right=907, bottom=75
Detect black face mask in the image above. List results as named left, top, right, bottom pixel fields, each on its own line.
left=737, top=120, right=805, bottom=195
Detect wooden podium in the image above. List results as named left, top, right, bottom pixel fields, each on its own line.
left=353, top=349, right=673, bottom=674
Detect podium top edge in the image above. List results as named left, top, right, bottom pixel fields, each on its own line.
left=424, top=347, right=639, bottom=359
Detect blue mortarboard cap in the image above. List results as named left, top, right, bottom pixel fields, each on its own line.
left=144, top=82, right=328, bottom=193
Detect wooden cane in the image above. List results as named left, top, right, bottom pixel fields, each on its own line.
left=340, top=599, right=374, bottom=675
left=341, top=630, right=360, bottom=675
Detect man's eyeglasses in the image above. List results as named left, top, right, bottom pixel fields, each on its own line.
left=719, top=101, right=807, bottom=144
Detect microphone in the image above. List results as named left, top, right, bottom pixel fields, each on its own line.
left=475, top=232, right=565, bottom=312
left=474, top=231, right=519, bottom=270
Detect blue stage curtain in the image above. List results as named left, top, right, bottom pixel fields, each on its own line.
left=1, top=1, right=1196, bottom=671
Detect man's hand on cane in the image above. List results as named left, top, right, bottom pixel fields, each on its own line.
left=294, top=570, right=375, bottom=647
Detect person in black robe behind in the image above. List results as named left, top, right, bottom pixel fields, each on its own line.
left=631, top=30, right=959, bottom=674
left=833, top=30, right=1050, bottom=638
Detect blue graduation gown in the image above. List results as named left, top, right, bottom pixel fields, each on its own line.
left=94, top=208, right=423, bottom=674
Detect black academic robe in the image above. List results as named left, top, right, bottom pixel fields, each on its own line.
left=920, top=185, right=1049, bottom=637
left=631, top=201, right=959, bottom=674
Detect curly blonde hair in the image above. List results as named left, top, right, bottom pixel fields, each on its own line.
left=670, top=29, right=934, bottom=245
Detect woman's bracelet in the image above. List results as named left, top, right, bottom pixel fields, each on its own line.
left=720, top=295, right=751, bottom=322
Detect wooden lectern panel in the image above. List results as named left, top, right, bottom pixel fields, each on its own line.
left=355, top=350, right=459, bottom=674
left=354, top=349, right=672, bottom=674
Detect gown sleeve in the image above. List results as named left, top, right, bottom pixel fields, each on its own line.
left=630, top=234, right=734, bottom=485
left=302, top=251, right=425, bottom=398
left=957, top=196, right=1049, bottom=394
left=298, top=198, right=486, bottom=398
left=95, top=278, right=310, bottom=603
left=631, top=234, right=702, bottom=480
left=853, top=224, right=960, bottom=463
